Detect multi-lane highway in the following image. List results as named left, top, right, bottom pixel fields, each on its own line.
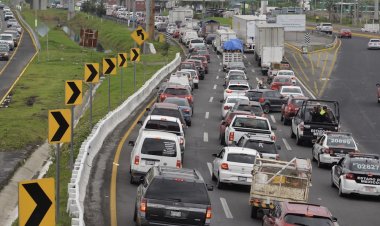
left=84, top=36, right=380, bottom=226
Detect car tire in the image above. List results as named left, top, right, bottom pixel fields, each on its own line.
left=296, top=130, right=303, bottom=145
left=212, top=166, right=217, bottom=181
left=338, top=181, right=346, bottom=197
left=331, top=173, right=335, bottom=188
left=217, top=173, right=224, bottom=189
left=250, top=206, right=258, bottom=219
left=187, top=120, right=192, bottom=127
left=280, top=114, right=284, bottom=122
left=263, top=104, right=270, bottom=114
left=195, top=83, right=198, bottom=89
left=290, top=127, right=296, bottom=139
left=317, top=154, right=323, bottom=168
left=219, top=133, right=226, bottom=145
left=133, top=204, right=137, bottom=222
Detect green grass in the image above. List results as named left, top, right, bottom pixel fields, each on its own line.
left=205, top=16, right=232, bottom=27
left=8, top=7, right=180, bottom=226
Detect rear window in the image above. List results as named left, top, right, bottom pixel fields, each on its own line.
left=232, top=118, right=269, bottom=130
left=350, top=159, right=380, bottom=173
left=164, top=98, right=190, bottom=107
left=191, top=39, right=203, bottom=43
left=227, top=98, right=246, bottom=104
left=164, top=88, right=190, bottom=95
left=141, top=138, right=177, bottom=157
left=291, top=99, right=305, bottom=106
left=246, top=91, right=262, bottom=99
left=235, top=105, right=263, bottom=115
left=229, top=75, right=246, bottom=80
left=228, top=85, right=249, bottom=90
left=227, top=153, right=256, bottom=164
left=274, top=77, right=291, bottom=83
left=278, top=71, right=294, bottom=76
left=180, top=64, right=194, bottom=69
left=145, top=120, right=181, bottom=134
left=322, top=23, right=332, bottom=26
left=326, top=135, right=356, bottom=148
left=244, top=141, right=277, bottom=154
left=151, top=108, right=183, bottom=122
left=196, top=50, right=208, bottom=55
left=284, top=214, right=334, bottom=226
left=371, top=39, right=380, bottom=42
left=146, top=179, right=210, bottom=204
left=282, top=87, right=302, bottom=94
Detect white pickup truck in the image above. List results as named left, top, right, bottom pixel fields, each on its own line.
left=224, top=115, right=276, bottom=146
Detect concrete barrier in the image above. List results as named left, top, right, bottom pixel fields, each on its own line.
left=67, top=53, right=181, bottom=225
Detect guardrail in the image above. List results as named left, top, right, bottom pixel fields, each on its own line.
left=67, top=53, right=181, bottom=226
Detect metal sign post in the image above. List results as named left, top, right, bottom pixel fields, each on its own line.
left=103, top=58, right=117, bottom=112
left=55, top=144, right=60, bottom=222
left=84, top=63, right=99, bottom=130
left=90, top=83, right=93, bottom=129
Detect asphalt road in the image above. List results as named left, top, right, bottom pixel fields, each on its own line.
left=85, top=37, right=380, bottom=226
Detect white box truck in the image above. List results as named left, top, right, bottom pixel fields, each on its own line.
left=261, top=46, right=284, bottom=75
left=232, top=15, right=266, bottom=53
left=213, top=29, right=237, bottom=54
left=169, top=8, right=193, bottom=25
left=254, top=23, right=284, bottom=73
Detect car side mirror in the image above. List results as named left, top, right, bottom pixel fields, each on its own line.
left=206, top=184, right=214, bottom=191
left=146, top=107, right=150, bottom=111
left=376, top=83, right=380, bottom=87
left=220, top=99, right=224, bottom=103
left=212, top=153, right=218, bottom=157
left=271, top=125, right=277, bottom=130
left=137, top=120, right=143, bottom=125
left=221, top=120, right=226, bottom=125
left=276, top=145, right=281, bottom=150
left=280, top=95, right=285, bottom=99
left=223, top=84, right=227, bottom=87
left=332, top=217, right=338, bottom=222
left=128, top=141, right=135, bottom=146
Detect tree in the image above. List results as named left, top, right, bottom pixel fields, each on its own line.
left=324, top=0, right=335, bottom=20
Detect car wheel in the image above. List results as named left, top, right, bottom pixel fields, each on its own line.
left=219, top=133, right=226, bottom=145
left=283, top=117, right=290, bottom=125
left=130, top=174, right=135, bottom=184
left=280, top=114, right=284, bottom=122
left=217, top=173, right=224, bottom=189
left=195, top=83, right=198, bottom=89
left=317, top=154, right=323, bottom=168
left=263, top=104, right=270, bottom=114
left=187, top=120, right=192, bottom=126
left=212, top=166, right=217, bottom=181
left=296, top=130, right=303, bottom=145
left=290, top=127, right=296, bottom=139
left=338, top=181, right=346, bottom=197
left=311, top=149, right=316, bottom=161
left=133, top=204, right=137, bottom=222
left=250, top=206, right=258, bottom=219
left=331, top=172, right=335, bottom=188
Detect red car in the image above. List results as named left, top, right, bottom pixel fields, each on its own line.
left=338, top=28, right=352, bottom=38
left=159, top=84, right=193, bottom=106
left=189, top=55, right=208, bottom=74
left=179, top=61, right=197, bottom=71
left=262, top=201, right=338, bottom=226
left=280, top=96, right=308, bottom=125
left=270, top=75, right=293, bottom=91
left=219, top=110, right=253, bottom=145
left=377, top=83, right=380, bottom=103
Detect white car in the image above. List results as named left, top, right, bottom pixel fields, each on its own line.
left=0, top=34, right=14, bottom=50
left=212, top=146, right=258, bottom=188
left=280, top=85, right=304, bottom=97
left=139, top=115, right=186, bottom=157
left=179, top=69, right=199, bottom=89
left=220, top=95, right=249, bottom=118
left=129, top=130, right=182, bottom=184
left=169, top=72, right=193, bottom=90
left=277, top=70, right=296, bottom=85
left=223, top=80, right=250, bottom=100
left=312, top=132, right=358, bottom=167
left=225, top=69, right=246, bottom=79
left=316, top=22, right=333, bottom=34
left=367, top=39, right=380, bottom=50
left=189, top=38, right=205, bottom=50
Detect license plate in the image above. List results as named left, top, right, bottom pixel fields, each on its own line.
left=364, top=186, right=376, bottom=192
left=145, top=160, right=155, bottom=165
left=238, top=177, right=247, bottom=182
left=170, top=211, right=181, bottom=217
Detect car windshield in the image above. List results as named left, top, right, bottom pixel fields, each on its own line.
left=228, top=85, right=249, bottom=90
left=196, top=50, right=208, bottom=55
left=350, top=159, right=380, bottom=173
left=151, top=108, right=183, bottom=122
left=190, top=57, right=205, bottom=61
left=232, top=118, right=269, bottom=130
left=326, top=135, right=356, bottom=148
left=235, top=105, right=263, bottom=115
left=282, top=87, right=302, bottom=94
left=229, top=71, right=245, bottom=76
left=278, top=71, right=294, bottom=76
left=227, top=153, right=256, bottom=164
left=145, top=120, right=181, bottom=134
left=370, top=39, right=380, bottom=42
left=244, top=141, right=277, bottom=154
left=145, top=179, right=210, bottom=204
left=141, top=138, right=177, bottom=157
left=284, top=214, right=334, bottom=226
left=164, top=88, right=189, bottom=95
left=164, top=98, right=189, bottom=107
left=229, top=74, right=246, bottom=80
left=341, top=29, right=350, bottom=32
left=0, top=36, right=12, bottom=41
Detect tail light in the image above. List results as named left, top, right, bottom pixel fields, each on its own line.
left=228, top=132, right=234, bottom=141
left=195, top=75, right=199, bottom=80
left=271, top=134, right=276, bottom=141
left=221, top=163, right=229, bottom=170
left=206, top=206, right=212, bottom=219
left=226, top=89, right=232, bottom=93
left=224, top=106, right=231, bottom=110
left=176, top=160, right=182, bottom=168
left=186, top=96, right=193, bottom=102
left=345, top=173, right=355, bottom=180
left=160, top=94, right=167, bottom=101
left=258, top=98, right=265, bottom=103
left=134, top=156, right=140, bottom=165
left=183, top=109, right=190, bottom=113
left=140, top=198, right=147, bottom=212
left=299, top=122, right=304, bottom=131
left=323, top=148, right=333, bottom=154
left=179, top=137, right=184, bottom=145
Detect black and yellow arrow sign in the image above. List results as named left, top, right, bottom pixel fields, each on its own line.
left=48, top=109, right=71, bottom=144
left=84, top=63, right=99, bottom=83
left=131, top=26, right=148, bottom=46
left=130, top=48, right=140, bottom=62
left=118, top=53, right=127, bottom=68
left=103, top=58, right=117, bottom=75
left=65, top=80, right=82, bottom=106
left=19, top=178, right=55, bottom=226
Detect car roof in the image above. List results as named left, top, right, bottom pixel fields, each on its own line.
left=140, top=130, right=179, bottom=139
left=282, top=202, right=332, bottom=218
left=165, top=84, right=188, bottom=89
left=226, top=95, right=249, bottom=100
left=155, top=166, right=204, bottom=182
left=273, top=75, right=292, bottom=80
left=146, top=115, right=180, bottom=123
left=224, top=147, right=258, bottom=155
left=153, top=102, right=179, bottom=109
left=277, top=70, right=294, bottom=73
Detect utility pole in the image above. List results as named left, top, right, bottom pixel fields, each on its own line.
left=375, top=0, right=379, bottom=23
left=340, top=0, right=343, bottom=24
left=149, top=0, right=155, bottom=41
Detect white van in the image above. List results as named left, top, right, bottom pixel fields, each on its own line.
left=129, top=130, right=182, bottom=184
left=168, top=72, right=193, bottom=90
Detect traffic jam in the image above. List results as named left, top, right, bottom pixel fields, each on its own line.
left=128, top=18, right=380, bottom=226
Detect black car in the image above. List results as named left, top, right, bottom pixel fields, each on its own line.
left=134, top=166, right=213, bottom=226
left=246, top=89, right=287, bottom=113
left=230, top=100, right=264, bottom=116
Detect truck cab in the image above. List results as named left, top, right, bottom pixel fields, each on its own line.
left=291, top=99, right=340, bottom=145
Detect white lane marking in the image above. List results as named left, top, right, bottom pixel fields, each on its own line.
left=295, top=77, right=316, bottom=99
left=282, top=138, right=292, bottom=151
left=213, top=84, right=217, bottom=89
left=220, top=197, right=234, bottom=219
left=243, top=55, right=247, bottom=59
left=218, top=69, right=221, bottom=72
left=216, top=75, right=219, bottom=79
left=251, top=69, right=255, bottom=73
left=217, top=55, right=220, bottom=59
left=203, top=132, right=209, bottom=142
left=248, top=62, right=252, bottom=65
left=270, top=115, right=276, bottom=123
left=209, top=96, right=213, bottom=102
left=205, top=112, right=209, bottom=119
left=219, top=62, right=222, bottom=66
left=207, top=162, right=213, bottom=177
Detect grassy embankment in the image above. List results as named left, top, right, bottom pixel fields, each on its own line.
left=7, top=8, right=179, bottom=226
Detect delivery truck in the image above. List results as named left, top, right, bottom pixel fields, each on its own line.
left=213, top=29, right=237, bottom=54
left=261, top=46, right=284, bottom=75
left=168, top=8, right=193, bottom=25
left=254, top=23, right=284, bottom=65
left=232, top=15, right=266, bottom=53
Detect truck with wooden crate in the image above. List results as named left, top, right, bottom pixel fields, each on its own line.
left=249, top=157, right=312, bottom=219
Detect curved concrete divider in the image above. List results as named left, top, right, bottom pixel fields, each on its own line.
left=67, top=53, right=181, bottom=225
